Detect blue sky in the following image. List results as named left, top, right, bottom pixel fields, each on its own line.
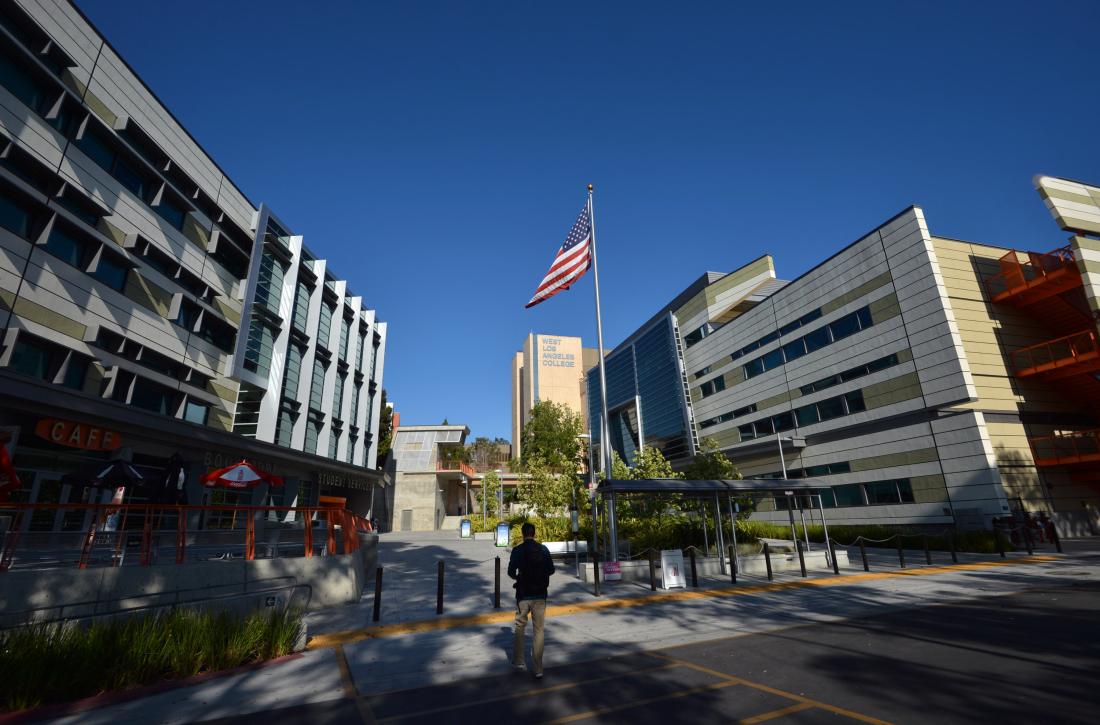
left=78, top=0, right=1100, bottom=442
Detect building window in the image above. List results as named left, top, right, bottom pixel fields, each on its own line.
left=130, top=376, right=178, bottom=416
left=684, top=324, right=708, bottom=347
left=243, top=317, right=276, bottom=377
left=91, top=253, right=129, bottom=292
left=274, top=407, right=295, bottom=447
left=43, top=224, right=92, bottom=269
left=0, top=48, right=51, bottom=115
left=351, top=383, right=361, bottom=423
left=332, top=373, right=345, bottom=420
left=254, top=251, right=286, bottom=314
left=339, top=317, right=351, bottom=360
left=741, top=306, right=874, bottom=380
left=328, top=428, right=340, bottom=459
left=369, top=341, right=379, bottom=378
left=151, top=192, right=186, bottom=230
left=282, top=343, right=303, bottom=398
left=317, top=303, right=333, bottom=348
left=347, top=436, right=357, bottom=465
left=0, top=186, right=40, bottom=239
left=700, top=375, right=726, bottom=398
left=304, top=415, right=321, bottom=454
left=175, top=299, right=201, bottom=331
left=291, top=281, right=311, bottom=332
left=356, top=331, right=366, bottom=370
left=308, top=358, right=326, bottom=411
left=833, top=484, right=865, bottom=507
left=183, top=399, right=208, bottom=425
left=693, top=365, right=711, bottom=379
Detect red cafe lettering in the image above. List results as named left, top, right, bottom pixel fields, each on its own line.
left=34, top=418, right=122, bottom=451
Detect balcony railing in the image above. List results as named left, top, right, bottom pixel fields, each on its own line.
left=1030, top=429, right=1100, bottom=467
left=436, top=460, right=477, bottom=477
left=1011, top=330, right=1100, bottom=378
left=982, top=246, right=1078, bottom=304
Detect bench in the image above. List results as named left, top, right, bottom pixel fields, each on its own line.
left=544, top=540, right=588, bottom=558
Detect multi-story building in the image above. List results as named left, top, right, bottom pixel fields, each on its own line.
left=588, top=176, right=1100, bottom=536
left=0, top=0, right=386, bottom=523
left=388, top=424, right=473, bottom=532
left=511, top=333, right=599, bottom=460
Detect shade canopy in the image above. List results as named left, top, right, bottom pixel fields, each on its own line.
left=201, top=460, right=283, bottom=489
left=594, top=477, right=828, bottom=497
left=62, top=459, right=145, bottom=489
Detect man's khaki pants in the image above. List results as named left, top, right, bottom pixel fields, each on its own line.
left=513, top=598, right=546, bottom=674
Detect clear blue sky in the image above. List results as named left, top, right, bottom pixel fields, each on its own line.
left=78, top=0, right=1100, bottom=442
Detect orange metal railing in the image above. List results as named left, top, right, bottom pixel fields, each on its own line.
left=982, top=246, right=1077, bottom=303
left=1030, top=429, right=1100, bottom=466
left=436, top=460, right=477, bottom=477
left=1011, top=330, right=1100, bottom=377
left=0, top=504, right=372, bottom=572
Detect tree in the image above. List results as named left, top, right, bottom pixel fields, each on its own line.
left=684, top=437, right=740, bottom=480
left=468, top=436, right=507, bottom=471
left=481, top=470, right=502, bottom=518
left=375, top=389, right=393, bottom=468
left=631, top=447, right=684, bottom=480
left=518, top=455, right=577, bottom=517
left=520, top=401, right=583, bottom=473
left=614, top=447, right=682, bottom=522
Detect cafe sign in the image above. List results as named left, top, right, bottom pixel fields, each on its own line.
left=35, top=418, right=122, bottom=451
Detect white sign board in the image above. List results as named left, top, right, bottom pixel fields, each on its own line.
left=660, top=549, right=687, bottom=590
left=602, top=561, right=622, bottom=581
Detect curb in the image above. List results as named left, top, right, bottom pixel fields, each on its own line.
left=0, top=652, right=304, bottom=723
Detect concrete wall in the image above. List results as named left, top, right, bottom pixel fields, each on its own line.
left=0, top=535, right=377, bottom=628
left=391, top=471, right=442, bottom=531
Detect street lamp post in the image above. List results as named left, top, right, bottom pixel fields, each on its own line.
left=495, top=468, right=503, bottom=519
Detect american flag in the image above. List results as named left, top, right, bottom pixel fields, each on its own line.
left=525, top=203, right=592, bottom=308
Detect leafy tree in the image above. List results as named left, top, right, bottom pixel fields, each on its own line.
left=468, top=436, right=508, bottom=471
left=375, top=389, right=393, bottom=468
left=684, top=437, right=740, bottom=480
left=520, top=401, right=583, bottom=473
left=631, top=446, right=684, bottom=480
left=518, top=455, right=577, bottom=517
left=614, top=447, right=682, bottom=522
left=481, top=470, right=502, bottom=517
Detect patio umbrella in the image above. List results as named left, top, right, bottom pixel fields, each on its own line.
left=201, top=460, right=283, bottom=489
left=62, top=460, right=145, bottom=491
left=0, top=444, right=20, bottom=503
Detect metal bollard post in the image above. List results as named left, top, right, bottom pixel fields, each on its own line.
left=1023, top=526, right=1034, bottom=555
left=648, top=550, right=657, bottom=591
left=494, top=556, right=501, bottom=609
left=897, top=536, right=906, bottom=568
left=728, top=545, right=737, bottom=584
left=996, top=528, right=1006, bottom=558
left=796, top=539, right=807, bottom=577
left=688, top=548, right=698, bottom=588
left=1052, top=525, right=1063, bottom=554
left=859, top=540, right=869, bottom=571
left=830, top=541, right=840, bottom=575
left=593, top=550, right=601, bottom=597
left=436, top=560, right=445, bottom=615
left=372, top=567, right=383, bottom=622
left=924, top=535, right=932, bottom=566
left=950, top=533, right=958, bottom=564
left=763, top=542, right=773, bottom=581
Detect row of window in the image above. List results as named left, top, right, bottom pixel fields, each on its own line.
left=775, top=479, right=916, bottom=510
left=727, top=307, right=823, bottom=363
left=760, top=460, right=853, bottom=479
left=699, top=375, right=725, bottom=398
left=743, top=306, right=873, bottom=380
left=699, top=402, right=757, bottom=429
left=738, top=388, right=866, bottom=441
left=6, top=333, right=210, bottom=425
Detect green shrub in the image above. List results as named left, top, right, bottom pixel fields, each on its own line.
left=0, top=607, right=302, bottom=711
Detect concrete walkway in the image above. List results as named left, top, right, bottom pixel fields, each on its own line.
left=42, top=534, right=1094, bottom=724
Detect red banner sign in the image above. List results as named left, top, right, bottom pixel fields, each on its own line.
left=34, top=418, right=122, bottom=451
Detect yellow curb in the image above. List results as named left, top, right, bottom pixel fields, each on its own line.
left=307, top=555, right=1059, bottom=650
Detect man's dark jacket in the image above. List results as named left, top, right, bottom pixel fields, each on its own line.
left=508, top=538, right=555, bottom=601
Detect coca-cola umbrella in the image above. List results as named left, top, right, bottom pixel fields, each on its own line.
left=201, top=460, right=283, bottom=489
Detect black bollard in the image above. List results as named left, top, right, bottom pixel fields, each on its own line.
left=728, top=545, right=737, bottom=584
left=796, top=539, right=807, bottom=577
left=924, top=535, right=932, bottom=566
left=1023, top=526, right=1034, bottom=555
left=649, top=550, right=657, bottom=591
left=830, top=541, right=840, bottom=575
left=859, top=539, right=869, bottom=571
left=763, top=542, right=773, bottom=581
left=689, top=548, right=698, bottom=587
left=494, top=556, right=501, bottom=609
left=996, top=528, right=1006, bottom=558
left=372, top=566, right=383, bottom=622
left=593, top=551, right=601, bottom=597
left=949, top=533, right=958, bottom=564
left=436, top=560, right=445, bottom=615
left=897, top=536, right=906, bottom=568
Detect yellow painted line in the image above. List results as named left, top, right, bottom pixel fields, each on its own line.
left=738, top=701, right=815, bottom=724
left=334, top=645, right=376, bottom=724
left=657, top=656, right=893, bottom=725
left=375, top=662, right=681, bottom=723
left=538, top=680, right=739, bottom=724
left=308, top=555, right=1058, bottom=649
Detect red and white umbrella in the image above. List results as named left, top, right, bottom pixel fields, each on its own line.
left=201, top=460, right=283, bottom=489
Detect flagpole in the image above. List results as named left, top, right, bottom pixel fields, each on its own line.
left=587, top=184, right=612, bottom=482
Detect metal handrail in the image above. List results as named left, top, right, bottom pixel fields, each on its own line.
left=982, top=245, right=1075, bottom=300
left=1030, top=428, right=1100, bottom=465
left=1011, top=329, right=1099, bottom=374
left=0, top=504, right=372, bottom=572
left=436, top=460, right=477, bottom=477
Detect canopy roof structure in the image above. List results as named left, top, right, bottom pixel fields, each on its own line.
left=595, top=477, right=827, bottom=497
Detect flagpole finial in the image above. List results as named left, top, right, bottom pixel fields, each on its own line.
left=587, top=184, right=593, bottom=192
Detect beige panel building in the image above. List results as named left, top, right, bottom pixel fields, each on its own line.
left=511, top=334, right=598, bottom=460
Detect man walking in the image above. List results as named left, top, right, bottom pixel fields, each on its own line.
left=508, top=521, right=555, bottom=678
